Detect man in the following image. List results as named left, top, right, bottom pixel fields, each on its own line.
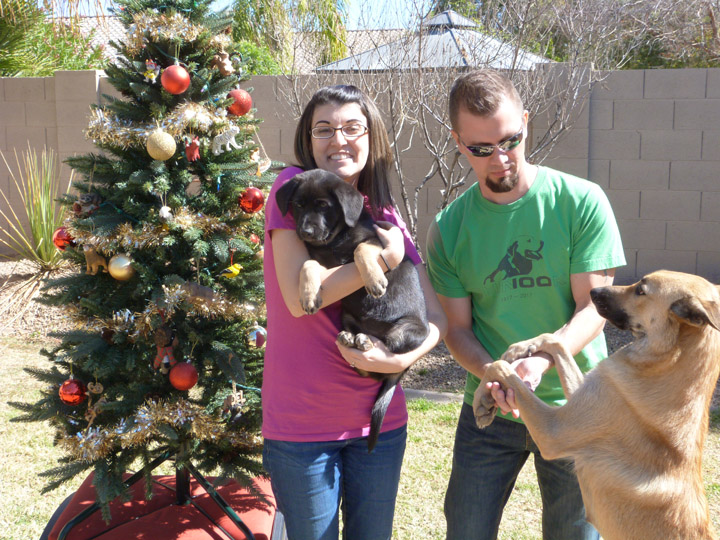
left=425, top=70, right=625, bottom=540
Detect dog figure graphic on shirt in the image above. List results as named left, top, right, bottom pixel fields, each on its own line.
left=484, top=236, right=544, bottom=284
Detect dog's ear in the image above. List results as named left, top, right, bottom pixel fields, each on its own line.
left=334, top=182, right=365, bottom=227
left=275, top=177, right=300, bottom=216
left=670, top=296, right=720, bottom=331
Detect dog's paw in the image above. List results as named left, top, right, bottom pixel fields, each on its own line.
left=354, top=333, right=373, bottom=351
left=337, top=331, right=355, bottom=348
left=364, top=275, right=388, bottom=298
left=501, top=333, right=557, bottom=362
left=300, top=291, right=323, bottom=315
left=472, top=388, right=498, bottom=429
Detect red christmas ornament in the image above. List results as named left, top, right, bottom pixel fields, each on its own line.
left=169, top=362, right=199, bottom=391
left=59, top=379, right=88, bottom=405
left=227, top=88, right=252, bottom=116
left=249, top=233, right=260, bottom=244
left=52, top=227, right=75, bottom=251
left=239, top=187, right=265, bottom=213
left=161, top=64, right=191, bottom=95
left=185, top=136, right=200, bottom=162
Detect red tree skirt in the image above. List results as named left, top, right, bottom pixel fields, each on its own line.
left=48, top=472, right=276, bottom=540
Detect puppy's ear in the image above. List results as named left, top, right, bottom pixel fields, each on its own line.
left=334, top=182, right=365, bottom=227
left=275, top=178, right=300, bottom=216
left=670, top=296, right=720, bottom=331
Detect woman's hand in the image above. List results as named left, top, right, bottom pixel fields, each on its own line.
left=374, top=221, right=405, bottom=270
left=336, top=335, right=409, bottom=374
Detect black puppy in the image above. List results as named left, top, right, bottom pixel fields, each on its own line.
left=275, top=169, right=429, bottom=451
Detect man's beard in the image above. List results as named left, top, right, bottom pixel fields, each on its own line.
left=485, top=171, right=519, bottom=193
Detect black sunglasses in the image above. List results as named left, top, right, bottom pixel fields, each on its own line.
left=460, top=126, right=524, bottom=158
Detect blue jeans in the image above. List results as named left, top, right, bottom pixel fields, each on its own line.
left=262, top=425, right=407, bottom=540
left=445, top=404, right=599, bottom=540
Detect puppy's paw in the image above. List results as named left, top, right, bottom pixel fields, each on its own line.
left=337, top=331, right=355, bottom=348
left=354, top=333, right=373, bottom=351
left=364, top=274, right=388, bottom=298
left=300, top=290, right=323, bottom=315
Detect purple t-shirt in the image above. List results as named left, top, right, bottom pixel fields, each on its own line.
left=262, top=167, right=422, bottom=442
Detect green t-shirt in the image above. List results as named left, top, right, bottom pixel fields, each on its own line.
left=426, top=166, right=626, bottom=421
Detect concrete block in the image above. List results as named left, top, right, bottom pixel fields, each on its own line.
left=540, top=158, right=589, bottom=181
left=606, top=189, right=640, bottom=219
left=547, top=129, right=589, bottom=159
left=55, top=101, right=95, bottom=127
left=589, top=99, right=613, bottom=130
left=251, top=76, right=278, bottom=101
left=3, top=77, right=46, bottom=102
left=6, top=127, right=47, bottom=153
left=0, top=126, right=7, bottom=151
left=707, top=69, right=720, bottom=98
left=641, top=130, right=702, bottom=161
left=674, top=100, right=720, bottom=130
left=0, top=78, right=4, bottom=100
left=701, top=130, right=720, bottom=160
left=589, top=130, right=641, bottom=160
left=97, top=77, right=123, bottom=103
left=609, top=160, right=669, bottom=190
left=667, top=221, right=720, bottom=251
left=613, top=100, right=673, bottom=130
left=44, top=77, right=55, bottom=101
left=701, top=191, right=720, bottom=221
left=278, top=127, right=296, bottom=164
left=696, top=251, right=720, bottom=282
left=257, top=127, right=282, bottom=162
left=25, top=101, right=57, bottom=127
left=615, top=249, right=637, bottom=282
left=670, top=161, right=720, bottom=191
left=588, top=160, right=609, bottom=187
left=56, top=126, right=94, bottom=155
left=617, top=219, right=666, bottom=249
left=0, top=102, right=26, bottom=126
left=46, top=127, right=59, bottom=154
left=591, top=70, right=644, bottom=100
left=54, top=70, right=100, bottom=103
left=644, top=69, right=707, bottom=99
left=637, top=249, right=697, bottom=276
left=640, top=190, right=700, bottom=221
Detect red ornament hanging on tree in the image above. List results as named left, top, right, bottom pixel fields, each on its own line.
left=169, top=361, right=199, bottom=391
left=53, top=227, right=75, bottom=251
left=59, top=379, right=88, bottom=405
left=249, top=233, right=260, bottom=244
left=185, top=136, right=200, bottom=162
left=161, top=64, right=191, bottom=95
left=239, top=187, right=264, bottom=213
left=227, top=88, right=252, bottom=116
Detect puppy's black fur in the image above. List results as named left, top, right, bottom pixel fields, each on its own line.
left=276, top=169, right=429, bottom=451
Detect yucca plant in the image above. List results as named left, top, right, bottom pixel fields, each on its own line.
left=0, top=145, right=71, bottom=328
left=0, top=144, right=71, bottom=270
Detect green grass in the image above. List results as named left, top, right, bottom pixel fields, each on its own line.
left=2, top=338, right=720, bottom=540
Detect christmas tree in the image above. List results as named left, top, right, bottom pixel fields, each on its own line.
left=10, top=0, right=277, bottom=519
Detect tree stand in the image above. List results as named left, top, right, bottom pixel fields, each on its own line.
left=48, top=443, right=278, bottom=540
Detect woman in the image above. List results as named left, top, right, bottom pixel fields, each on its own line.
left=262, top=84, right=447, bottom=540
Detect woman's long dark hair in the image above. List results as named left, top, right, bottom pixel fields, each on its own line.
left=294, top=85, right=394, bottom=211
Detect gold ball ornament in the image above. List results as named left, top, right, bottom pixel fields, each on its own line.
left=146, top=129, right=176, bottom=161
left=108, top=254, right=136, bottom=281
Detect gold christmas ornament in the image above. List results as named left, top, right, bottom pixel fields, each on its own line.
left=108, top=254, right=136, bottom=281
left=146, top=129, right=176, bottom=161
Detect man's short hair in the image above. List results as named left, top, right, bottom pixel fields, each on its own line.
left=449, top=70, right=524, bottom=130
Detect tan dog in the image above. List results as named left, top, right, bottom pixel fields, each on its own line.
left=474, top=270, right=720, bottom=540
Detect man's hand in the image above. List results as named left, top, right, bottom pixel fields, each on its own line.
left=488, top=352, right=552, bottom=419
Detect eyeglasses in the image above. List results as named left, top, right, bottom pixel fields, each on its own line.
left=460, top=126, right=524, bottom=158
left=311, top=124, right=368, bottom=139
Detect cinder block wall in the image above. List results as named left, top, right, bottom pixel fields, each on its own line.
left=2, top=68, right=720, bottom=283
